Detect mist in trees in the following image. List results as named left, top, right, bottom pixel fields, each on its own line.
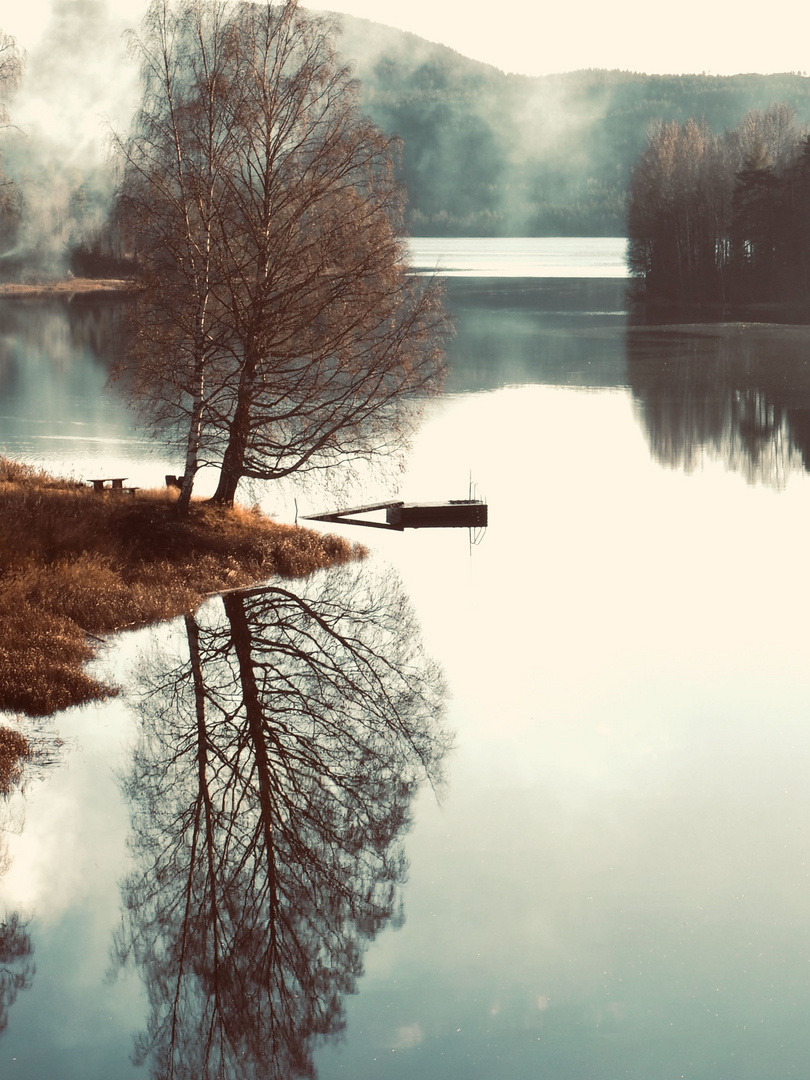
left=115, top=0, right=449, bottom=510
left=114, top=563, right=449, bottom=1078
left=0, top=32, right=21, bottom=122
left=0, top=5, right=141, bottom=280
left=627, top=105, right=810, bottom=302
left=8, top=6, right=810, bottom=272
left=337, top=18, right=810, bottom=238
left=0, top=30, right=23, bottom=254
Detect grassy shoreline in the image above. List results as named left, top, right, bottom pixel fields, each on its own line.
left=0, top=459, right=365, bottom=717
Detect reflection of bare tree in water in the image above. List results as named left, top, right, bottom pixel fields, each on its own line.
left=627, top=326, right=810, bottom=488
left=116, top=565, right=450, bottom=1079
left=0, top=723, right=55, bottom=1035
left=0, top=912, right=33, bottom=1034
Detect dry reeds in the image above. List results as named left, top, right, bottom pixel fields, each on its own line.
left=0, top=459, right=365, bottom=716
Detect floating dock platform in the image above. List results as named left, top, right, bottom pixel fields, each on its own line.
left=304, top=499, right=488, bottom=531
left=386, top=500, right=487, bottom=529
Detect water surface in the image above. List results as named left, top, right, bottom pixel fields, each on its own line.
left=407, top=236, right=628, bottom=277
left=3, top=239, right=810, bottom=1078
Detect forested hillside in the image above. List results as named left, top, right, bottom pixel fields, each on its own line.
left=4, top=8, right=810, bottom=269
left=335, top=13, right=810, bottom=236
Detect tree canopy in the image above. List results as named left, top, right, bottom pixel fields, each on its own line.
left=116, top=0, right=449, bottom=509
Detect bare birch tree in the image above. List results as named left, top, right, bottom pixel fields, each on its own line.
left=116, top=0, right=239, bottom=511
left=117, top=0, right=448, bottom=510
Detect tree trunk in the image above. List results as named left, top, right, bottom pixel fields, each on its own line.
left=210, top=401, right=249, bottom=505
left=210, top=346, right=258, bottom=506
left=177, top=366, right=204, bottom=513
left=210, top=459, right=241, bottom=507
left=177, top=321, right=209, bottom=513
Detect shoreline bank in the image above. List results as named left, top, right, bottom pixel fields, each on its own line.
left=0, top=459, right=364, bottom=717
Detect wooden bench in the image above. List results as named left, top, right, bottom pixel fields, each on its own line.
left=87, top=477, right=129, bottom=493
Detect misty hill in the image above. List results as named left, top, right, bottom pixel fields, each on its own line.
left=333, top=13, right=810, bottom=236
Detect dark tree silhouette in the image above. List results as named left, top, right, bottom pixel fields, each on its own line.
left=730, top=145, right=783, bottom=296
left=780, top=136, right=810, bottom=297
left=115, top=564, right=449, bottom=1079
left=627, top=106, right=808, bottom=303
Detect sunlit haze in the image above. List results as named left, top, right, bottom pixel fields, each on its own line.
left=4, top=0, right=810, bottom=76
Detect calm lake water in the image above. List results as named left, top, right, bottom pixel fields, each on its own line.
left=4, top=239, right=810, bottom=1078
left=407, top=236, right=628, bottom=277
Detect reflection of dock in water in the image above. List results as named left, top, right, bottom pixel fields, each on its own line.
left=304, top=499, right=488, bottom=532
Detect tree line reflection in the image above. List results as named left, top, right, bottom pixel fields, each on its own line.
left=115, top=565, right=450, bottom=1079
left=626, top=322, right=810, bottom=488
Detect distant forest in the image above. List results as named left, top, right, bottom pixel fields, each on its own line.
left=627, top=106, right=810, bottom=302
left=338, top=14, right=810, bottom=237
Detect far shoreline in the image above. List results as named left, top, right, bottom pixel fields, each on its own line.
left=0, top=277, right=138, bottom=297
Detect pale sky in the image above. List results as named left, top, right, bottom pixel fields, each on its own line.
left=325, top=0, right=810, bottom=77
left=3, top=0, right=810, bottom=77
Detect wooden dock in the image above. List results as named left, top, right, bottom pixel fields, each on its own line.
left=303, top=499, right=488, bottom=531
left=386, top=501, right=488, bottom=529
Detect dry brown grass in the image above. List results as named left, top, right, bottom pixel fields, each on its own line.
left=0, top=459, right=365, bottom=716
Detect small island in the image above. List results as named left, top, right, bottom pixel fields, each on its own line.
left=0, top=458, right=364, bottom=717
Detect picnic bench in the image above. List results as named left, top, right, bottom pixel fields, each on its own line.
left=87, top=477, right=138, bottom=495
